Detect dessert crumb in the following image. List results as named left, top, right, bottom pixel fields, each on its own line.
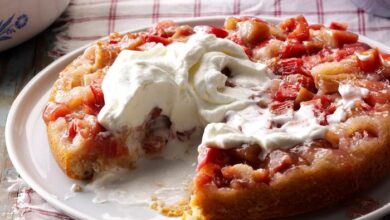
left=71, top=183, right=82, bottom=192
left=150, top=196, right=190, bottom=217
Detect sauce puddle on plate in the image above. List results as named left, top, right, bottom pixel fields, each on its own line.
left=84, top=131, right=200, bottom=217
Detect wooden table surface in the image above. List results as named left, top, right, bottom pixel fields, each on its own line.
left=1, top=23, right=390, bottom=220
left=0, top=24, right=57, bottom=219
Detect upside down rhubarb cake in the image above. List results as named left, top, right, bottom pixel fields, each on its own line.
left=43, top=15, right=390, bottom=219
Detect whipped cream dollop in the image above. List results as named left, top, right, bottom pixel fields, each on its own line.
left=98, top=32, right=328, bottom=155
left=339, top=84, right=369, bottom=108
left=98, top=33, right=273, bottom=132
left=327, top=84, right=369, bottom=123
left=202, top=104, right=327, bottom=157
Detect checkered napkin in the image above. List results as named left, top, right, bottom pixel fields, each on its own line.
left=50, top=0, right=390, bottom=56
left=9, top=0, right=390, bottom=219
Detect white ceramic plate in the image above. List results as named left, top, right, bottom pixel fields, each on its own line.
left=5, top=16, right=390, bottom=220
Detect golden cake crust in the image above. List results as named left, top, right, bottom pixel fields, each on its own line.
left=187, top=115, right=390, bottom=220
left=46, top=119, right=134, bottom=180
left=44, top=43, right=132, bottom=180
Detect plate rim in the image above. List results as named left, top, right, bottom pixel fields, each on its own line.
left=5, top=15, right=390, bottom=220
